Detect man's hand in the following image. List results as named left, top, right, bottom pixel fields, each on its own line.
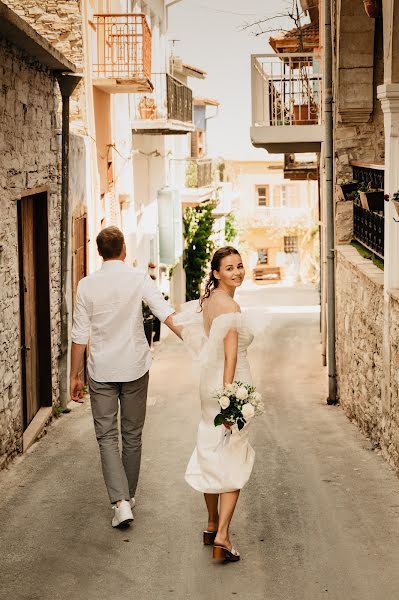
left=70, top=376, right=85, bottom=403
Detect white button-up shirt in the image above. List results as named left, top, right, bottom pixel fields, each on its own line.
left=71, top=260, right=174, bottom=382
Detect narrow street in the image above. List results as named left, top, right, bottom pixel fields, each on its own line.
left=2, top=284, right=399, bottom=600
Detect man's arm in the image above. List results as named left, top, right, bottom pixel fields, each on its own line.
left=70, top=280, right=90, bottom=402
left=70, top=343, right=86, bottom=403
left=142, top=274, right=182, bottom=339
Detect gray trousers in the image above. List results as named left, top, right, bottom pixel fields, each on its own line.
left=88, top=371, right=149, bottom=504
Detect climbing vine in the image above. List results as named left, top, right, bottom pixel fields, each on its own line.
left=183, top=200, right=217, bottom=301
left=224, top=212, right=238, bottom=243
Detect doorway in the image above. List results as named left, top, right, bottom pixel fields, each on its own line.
left=72, top=214, right=88, bottom=382
left=17, top=191, right=52, bottom=430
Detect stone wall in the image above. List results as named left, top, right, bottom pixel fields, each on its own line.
left=385, top=292, right=399, bottom=467
left=3, top=0, right=85, bottom=125
left=335, top=246, right=384, bottom=446
left=333, top=9, right=385, bottom=183
left=0, top=36, right=61, bottom=469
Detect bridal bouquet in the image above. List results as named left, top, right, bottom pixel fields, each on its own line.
left=213, top=381, right=264, bottom=431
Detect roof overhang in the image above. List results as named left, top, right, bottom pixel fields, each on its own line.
left=193, top=97, right=220, bottom=107
left=0, top=0, right=75, bottom=72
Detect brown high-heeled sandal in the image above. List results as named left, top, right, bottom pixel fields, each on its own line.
left=213, top=544, right=241, bottom=562
left=203, top=530, right=217, bottom=545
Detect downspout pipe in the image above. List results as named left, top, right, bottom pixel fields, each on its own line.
left=324, top=0, right=337, bottom=404
left=55, top=73, right=82, bottom=407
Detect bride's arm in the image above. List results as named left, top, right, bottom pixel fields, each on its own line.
left=223, top=328, right=238, bottom=385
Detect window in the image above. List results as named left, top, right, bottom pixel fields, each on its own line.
left=257, top=248, right=268, bottom=264
left=273, top=185, right=287, bottom=207
left=256, top=185, right=269, bottom=207
left=284, top=235, right=298, bottom=253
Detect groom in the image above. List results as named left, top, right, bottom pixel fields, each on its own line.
left=70, top=226, right=181, bottom=528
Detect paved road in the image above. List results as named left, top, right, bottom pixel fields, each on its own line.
left=2, top=283, right=399, bottom=600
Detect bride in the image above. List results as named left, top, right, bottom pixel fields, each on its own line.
left=176, top=246, right=257, bottom=563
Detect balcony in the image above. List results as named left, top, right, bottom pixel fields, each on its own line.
left=252, top=206, right=313, bottom=228
left=92, top=14, right=152, bottom=94
left=170, top=158, right=215, bottom=205
left=284, top=153, right=318, bottom=180
left=131, top=73, right=194, bottom=135
left=251, top=53, right=324, bottom=153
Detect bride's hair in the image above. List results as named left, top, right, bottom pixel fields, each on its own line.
left=200, top=246, right=241, bottom=309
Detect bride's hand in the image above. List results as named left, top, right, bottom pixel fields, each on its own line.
left=223, top=421, right=232, bottom=429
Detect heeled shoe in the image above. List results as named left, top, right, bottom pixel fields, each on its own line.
left=203, top=530, right=217, bottom=545
left=213, top=544, right=241, bottom=562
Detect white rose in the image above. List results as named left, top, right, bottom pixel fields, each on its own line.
left=236, top=386, right=249, bottom=401
left=219, top=396, right=230, bottom=409
left=251, top=392, right=262, bottom=404
left=242, top=403, right=255, bottom=420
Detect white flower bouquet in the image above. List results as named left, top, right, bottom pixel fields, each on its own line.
left=213, top=381, right=264, bottom=431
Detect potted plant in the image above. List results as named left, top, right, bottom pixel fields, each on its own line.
left=363, top=0, right=381, bottom=18
left=337, top=179, right=359, bottom=202
left=142, top=301, right=154, bottom=346
left=138, top=96, right=156, bottom=120
left=359, top=183, right=384, bottom=212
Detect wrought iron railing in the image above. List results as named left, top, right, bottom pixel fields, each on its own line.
left=93, top=14, right=151, bottom=80
left=131, top=73, right=193, bottom=123
left=353, top=200, right=384, bottom=258
left=351, top=162, right=385, bottom=259
left=251, top=53, right=322, bottom=127
left=166, top=74, right=192, bottom=123
left=170, top=159, right=213, bottom=189
left=351, top=162, right=385, bottom=190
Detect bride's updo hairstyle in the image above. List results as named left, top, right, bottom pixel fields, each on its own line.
left=200, top=246, right=241, bottom=309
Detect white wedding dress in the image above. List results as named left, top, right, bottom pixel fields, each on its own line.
left=175, top=298, right=260, bottom=494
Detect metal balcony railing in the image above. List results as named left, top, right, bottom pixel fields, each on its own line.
left=252, top=53, right=322, bottom=127
left=93, top=14, right=151, bottom=81
left=171, top=159, right=213, bottom=189
left=351, top=162, right=385, bottom=259
left=353, top=200, right=384, bottom=259
left=131, top=73, right=193, bottom=130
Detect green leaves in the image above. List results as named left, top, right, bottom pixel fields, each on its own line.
left=214, top=413, right=224, bottom=427
left=183, top=200, right=217, bottom=301
left=225, top=212, right=238, bottom=243
left=237, top=418, right=246, bottom=431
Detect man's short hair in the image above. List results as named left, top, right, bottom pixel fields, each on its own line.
left=96, top=226, right=125, bottom=259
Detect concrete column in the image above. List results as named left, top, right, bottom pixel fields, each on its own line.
left=378, top=83, right=399, bottom=415
left=133, top=0, right=142, bottom=13
left=151, top=15, right=160, bottom=74
left=378, top=84, right=399, bottom=292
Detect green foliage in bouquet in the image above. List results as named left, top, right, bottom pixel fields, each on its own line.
left=214, top=381, right=264, bottom=431
left=183, top=200, right=217, bottom=301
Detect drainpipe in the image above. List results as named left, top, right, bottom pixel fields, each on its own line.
left=55, top=73, right=82, bottom=407
left=324, top=0, right=337, bottom=404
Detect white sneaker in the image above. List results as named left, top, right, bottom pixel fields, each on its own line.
left=112, top=500, right=134, bottom=528
left=130, top=497, right=136, bottom=509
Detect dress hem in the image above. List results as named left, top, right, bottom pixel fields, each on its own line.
left=185, top=474, right=244, bottom=495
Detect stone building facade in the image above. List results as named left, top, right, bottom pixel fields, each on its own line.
left=333, top=0, right=399, bottom=471
left=3, top=0, right=85, bottom=123
left=0, top=2, right=75, bottom=468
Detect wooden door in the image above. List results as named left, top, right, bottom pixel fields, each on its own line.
left=18, top=192, right=52, bottom=429
left=72, top=215, right=88, bottom=382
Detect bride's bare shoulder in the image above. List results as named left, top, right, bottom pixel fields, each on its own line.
left=207, top=290, right=241, bottom=315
